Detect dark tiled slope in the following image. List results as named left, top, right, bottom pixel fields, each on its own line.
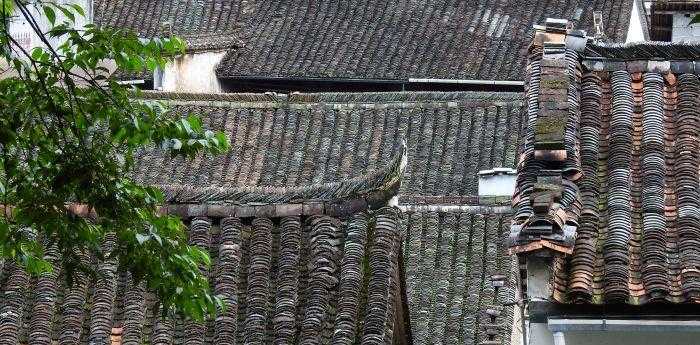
left=403, top=211, right=516, bottom=345
left=216, top=0, right=633, bottom=80
left=93, top=0, right=247, bottom=50
left=134, top=92, right=525, bottom=198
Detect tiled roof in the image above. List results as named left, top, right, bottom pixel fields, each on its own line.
left=0, top=190, right=406, bottom=344
left=93, top=0, right=246, bottom=51
left=402, top=210, right=516, bottom=345
left=133, top=91, right=525, bottom=199
left=510, top=22, right=700, bottom=305
left=215, top=0, right=633, bottom=81
left=651, top=0, right=700, bottom=11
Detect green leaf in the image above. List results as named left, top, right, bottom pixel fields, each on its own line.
left=68, top=3, right=85, bottom=17
left=57, top=5, right=75, bottom=23
left=43, top=6, right=56, bottom=25
left=690, top=14, right=700, bottom=26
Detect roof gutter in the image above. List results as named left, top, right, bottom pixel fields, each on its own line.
left=408, top=78, right=524, bottom=86
left=548, top=318, right=700, bottom=333
left=221, top=75, right=525, bottom=85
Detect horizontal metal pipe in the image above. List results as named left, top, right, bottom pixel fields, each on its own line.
left=549, top=318, right=700, bottom=332
left=407, top=78, right=525, bottom=86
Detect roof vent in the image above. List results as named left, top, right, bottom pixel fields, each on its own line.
left=478, top=168, right=516, bottom=197
left=161, top=21, right=173, bottom=37
left=593, top=11, right=606, bottom=39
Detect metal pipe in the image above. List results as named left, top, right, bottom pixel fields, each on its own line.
left=549, top=318, right=700, bottom=332
left=408, top=78, right=525, bottom=86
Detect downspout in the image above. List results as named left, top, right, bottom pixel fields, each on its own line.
left=552, top=332, right=566, bottom=345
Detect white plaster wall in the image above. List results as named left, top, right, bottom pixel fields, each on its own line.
left=672, top=13, right=700, bottom=42
left=8, top=0, right=92, bottom=52
left=626, top=0, right=645, bottom=42
left=161, top=51, right=225, bottom=93
left=528, top=323, right=700, bottom=345
left=478, top=174, right=516, bottom=197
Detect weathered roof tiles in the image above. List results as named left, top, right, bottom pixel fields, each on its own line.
left=511, top=29, right=700, bottom=305
left=134, top=91, right=526, bottom=200
left=0, top=175, right=407, bottom=344
left=215, top=0, right=634, bottom=81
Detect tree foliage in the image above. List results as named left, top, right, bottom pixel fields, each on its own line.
left=0, top=0, right=229, bottom=320
left=691, top=14, right=700, bottom=26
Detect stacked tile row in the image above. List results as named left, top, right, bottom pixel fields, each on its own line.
left=511, top=25, right=581, bottom=249
left=675, top=74, right=700, bottom=299
left=132, top=92, right=525, bottom=199
left=402, top=211, right=515, bottom=345
left=567, top=72, right=603, bottom=301
left=0, top=208, right=403, bottom=344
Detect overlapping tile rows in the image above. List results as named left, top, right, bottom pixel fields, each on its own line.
left=133, top=91, right=525, bottom=199
left=214, top=0, right=632, bottom=81
left=514, top=38, right=700, bottom=305
left=0, top=207, right=404, bottom=344
left=93, top=0, right=246, bottom=50
left=402, top=211, right=516, bottom=345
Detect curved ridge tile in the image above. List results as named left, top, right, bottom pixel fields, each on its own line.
left=88, top=234, right=119, bottom=345
left=59, top=249, right=91, bottom=345
left=122, top=275, right=146, bottom=345
left=331, top=212, right=369, bottom=345
left=150, top=306, right=175, bottom=345
left=675, top=74, right=700, bottom=299
left=184, top=217, right=213, bottom=345
left=244, top=217, right=272, bottom=344
left=361, top=207, right=401, bottom=345
left=28, top=241, right=62, bottom=345
left=0, top=262, right=30, bottom=344
left=273, top=216, right=301, bottom=344
left=513, top=45, right=543, bottom=222
left=640, top=72, right=670, bottom=299
left=603, top=70, right=634, bottom=303
left=299, top=215, right=342, bottom=345
left=568, top=72, right=603, bottom=302
left=214, top=217, right=243, bottom=345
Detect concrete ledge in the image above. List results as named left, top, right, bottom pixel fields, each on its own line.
left=549, top=318, right=700, bottom=332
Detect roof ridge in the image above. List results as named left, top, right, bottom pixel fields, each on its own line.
left=585, top=41, right=700, bottom=60
left=139, top=90, right=523, bottom=104
left=154, top=141, right=407, bottom=205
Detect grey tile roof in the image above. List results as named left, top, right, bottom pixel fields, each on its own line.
left=0, top=206, right=406, bottom=344
left=402, top=210, right=516, bottom=345
left=93, top=0, right=246, bottom=51
left=133, top=91, right=526, bottom=199
left=215, top=0, right=634, bottom=81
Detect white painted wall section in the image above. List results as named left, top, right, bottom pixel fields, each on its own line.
left=626, top=0, right=646, bottom=42
left=161, top=51, right=226, bottom=93
left=478, top=168, right=517, bottom=197
left=672, top=13, right=700, bottom=42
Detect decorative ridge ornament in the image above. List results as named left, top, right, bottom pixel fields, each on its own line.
left=508, top=19, right=584, bottom=254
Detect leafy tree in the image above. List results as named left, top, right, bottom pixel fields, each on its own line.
left=0, top=0, right=229, bottom=321
left=692, top=14, right=700, bottom=26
